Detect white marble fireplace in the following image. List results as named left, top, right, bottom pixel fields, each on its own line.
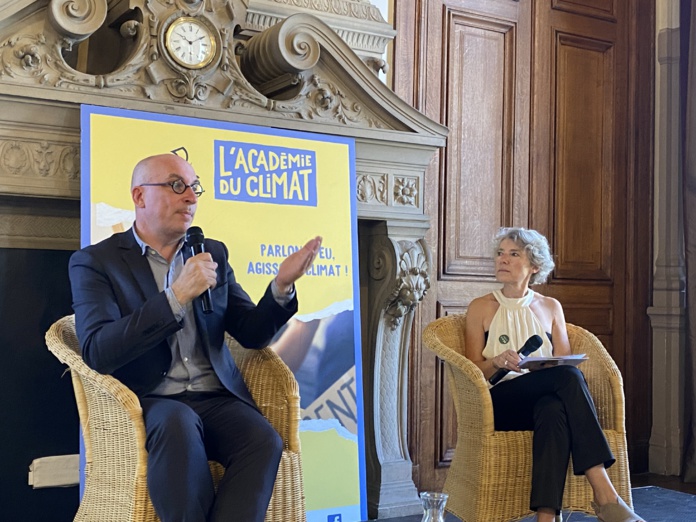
left=0, top=1, right=447, bottom=518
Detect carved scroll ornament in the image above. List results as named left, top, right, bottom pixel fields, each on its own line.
left=368, top=235, right=431, bottom=330
left=0, top=17, right=150, bottom=92
left=0, top=6, right=390, bottom=128
left=48, top=0, right=108, bottom=41
left=384, top=242, right=430, bottom=329
left=240, top=14, right=389, bottom=127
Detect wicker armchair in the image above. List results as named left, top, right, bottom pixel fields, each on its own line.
left=45, top=315, right=306, bottom=522
left=422, top=313, right=631, bottom=522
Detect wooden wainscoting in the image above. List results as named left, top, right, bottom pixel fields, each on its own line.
left=394, top=0, right=654, bottom=492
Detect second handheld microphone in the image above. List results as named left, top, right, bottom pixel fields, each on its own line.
left=488, top=334, right=544, bottom=385
left=185, top=226, right=213, bottom=314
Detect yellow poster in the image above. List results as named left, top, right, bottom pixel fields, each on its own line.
left=81, top=105, right=366, bottom=521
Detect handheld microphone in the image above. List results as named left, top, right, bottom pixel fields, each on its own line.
left=185, top=226, right=213, bottom=314
left=488, top=334, right=544, bottom=385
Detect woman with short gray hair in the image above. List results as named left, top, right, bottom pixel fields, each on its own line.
left=465, top=227, right=643, bottom=522
left=492, top=227, right=555, bottom=285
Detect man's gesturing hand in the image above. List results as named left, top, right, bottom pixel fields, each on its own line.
left=275, top=236, right=323, bottom=294
left=171, top=253, right=218, bottom=305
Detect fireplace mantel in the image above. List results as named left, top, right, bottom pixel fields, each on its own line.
left=0, top=2, right=447, bottom=518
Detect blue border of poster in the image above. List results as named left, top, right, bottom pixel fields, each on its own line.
left=80, top=104, right=367, bottom=521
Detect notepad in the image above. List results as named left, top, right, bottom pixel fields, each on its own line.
left=518, top=354, right=588, bottom=371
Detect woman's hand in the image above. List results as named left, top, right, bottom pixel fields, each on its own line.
left=491, top=349, right=522, bottom=372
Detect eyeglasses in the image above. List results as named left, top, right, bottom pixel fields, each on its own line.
left=139, top=179, right=205, bottom=197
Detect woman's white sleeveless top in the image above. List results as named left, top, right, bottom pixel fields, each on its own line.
left=482, top=289, right=554, bottom=384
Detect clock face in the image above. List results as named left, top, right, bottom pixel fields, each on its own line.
left=165, top=17, right=217, bottom=69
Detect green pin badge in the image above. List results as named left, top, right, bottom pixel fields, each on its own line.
left=499, top=334, right=510, bottom=344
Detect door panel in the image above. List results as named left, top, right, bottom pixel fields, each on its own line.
left=554, top=34, right=615, bottom=281
left=394, top=0, right=652, bottom=491
left=442, top=10, right=525, bottom=278
left=531, top=1, right=628, bottom=378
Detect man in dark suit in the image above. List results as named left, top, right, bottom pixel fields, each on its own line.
left=69, top=153, right=321, bottom=522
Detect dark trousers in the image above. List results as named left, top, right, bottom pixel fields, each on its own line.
left=490, top=365, right=615, bottom=513
left=140, top=391, right=283, bottom=522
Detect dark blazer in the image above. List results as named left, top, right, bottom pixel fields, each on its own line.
left=68, top=228, right=297, bottom=404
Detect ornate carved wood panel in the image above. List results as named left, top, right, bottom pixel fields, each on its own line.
left=530, top=0, right=627, bottom=381
left=442, top=11, right=520, bottom=279
left=552, top=0, right=617, bottom=22
left=399, top=0, right=532, bottom=490
left=532, top=0, right=654, bottom=472
left=553, top=34, right=614, bottom=281
left=395, top=0, right=653, bottom=492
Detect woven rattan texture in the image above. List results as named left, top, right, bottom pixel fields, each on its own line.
left=46, top=315, right=306, bottom=522
left=422, top=313, right=631, bottom=522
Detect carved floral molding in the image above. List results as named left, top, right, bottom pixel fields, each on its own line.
left=0, top=6, right=444, bottom=519
left=393, top=176, right=418, bottom=207
left=269, top=0, right=386, bottom=23
left=358, top=173, right=387, bottom=205
left=0, top=2, right=393, bottom=127
left=357, top=172, right=421, bottom=211
left=0, top=139, right=79, bottom=180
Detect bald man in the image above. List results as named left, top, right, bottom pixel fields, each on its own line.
left=69, top=153, right=321, bottom=522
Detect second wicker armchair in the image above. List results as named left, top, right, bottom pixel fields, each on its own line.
left=422, top=313, right=631, bottom=522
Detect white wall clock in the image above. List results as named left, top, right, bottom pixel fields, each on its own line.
left=164, top=16, right=217, bottom=70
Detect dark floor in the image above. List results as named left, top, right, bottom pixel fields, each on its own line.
left=363, top=473, right=696, bottom=521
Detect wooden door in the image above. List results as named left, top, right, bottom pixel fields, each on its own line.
left=393, top=0, right=653, bottom=491
left=528, top=0, right=653, bottom=471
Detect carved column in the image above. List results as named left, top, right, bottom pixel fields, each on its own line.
left=361, top=220, right=430, bottom=519
left=647, top=18, right=687, bottom=475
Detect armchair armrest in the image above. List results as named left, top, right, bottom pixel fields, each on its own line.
left=422, top=315, right=496, bottom=436
left=225, top=335, right=302, bottom=453
left=46, top=315, right=152, bottom=521
left=567, top=324, right=625, bottom=433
